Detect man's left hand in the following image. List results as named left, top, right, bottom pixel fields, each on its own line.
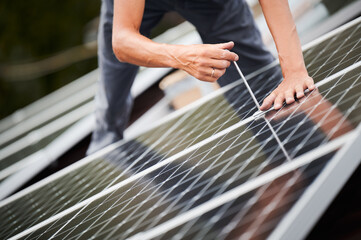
left=260, top=73, right=315, bottom=111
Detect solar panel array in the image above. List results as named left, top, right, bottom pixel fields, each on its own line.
left=0, top=17, right=361, bottom=240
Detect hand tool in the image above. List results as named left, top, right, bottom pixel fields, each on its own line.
left=233, top=61, right=292, bottom=161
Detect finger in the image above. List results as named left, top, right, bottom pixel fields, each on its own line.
left=274, top=94, right=284, bottom=110
left=212, top=49, right=239, bottom=61
left=214, top=41, right=234, bottom=50
left=305, top=78, right=315, bottom=91
left=214, top=68, right=226, bottom=79
left=295, top=85, right=304, bottom=99
left=198, top=67, right=215, bottom=77
left=209, top=68, right=226, bottom=79
left=194, top=72, right=215, bottom=82
left=260, top=92, right=277, bottom=111
left=203, top=59, right=231, bottom=69
left=197, top=67, right=225, bottom=81
left=201, top=75, right=218, bottom=82
left=285, top=90, right=295, bottom=104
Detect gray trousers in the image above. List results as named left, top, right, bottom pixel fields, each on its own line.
left=87, top=0, right=275, bottom=154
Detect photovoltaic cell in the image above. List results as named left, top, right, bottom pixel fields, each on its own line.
left=0, top=18, right=360, bottom=240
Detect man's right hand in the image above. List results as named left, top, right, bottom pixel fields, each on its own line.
left=171, top=41, right=239, bottom=82
left=113, top=0, right=238, bottom=82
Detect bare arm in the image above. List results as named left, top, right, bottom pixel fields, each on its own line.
left=259, top=0, right=315, bottom=110
left=112, top=0, right=239, bottom=82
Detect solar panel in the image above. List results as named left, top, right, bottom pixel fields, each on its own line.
left=1, top=17, right=361, bottom=240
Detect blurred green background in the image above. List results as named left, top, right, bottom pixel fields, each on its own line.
left=0, top=0, right=100, bottom=119
left=0, top=0, right=184, bottom=119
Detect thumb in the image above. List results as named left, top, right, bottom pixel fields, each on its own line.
left=215, top=41, right=235, bottom=50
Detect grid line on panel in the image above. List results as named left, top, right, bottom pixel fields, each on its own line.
left=2, top=155, right=132, bottom=238
left=304, top=22, right=360, bottom=60
left=268, top=126, right=361, bottom=240
left=239, top=171, right=303, bottom=240
left=179, top=176, right=283, bottom=240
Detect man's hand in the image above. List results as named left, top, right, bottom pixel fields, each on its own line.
left=113, top=0, right=238, bottom=82
left=260, top=73, right=315, bottom=111
left=171, top=41, right=239, bottom=82
left=259, top=0, right=315, bottom=111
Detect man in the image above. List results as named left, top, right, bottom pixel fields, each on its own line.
left=87, top=0, right=315, bottom=154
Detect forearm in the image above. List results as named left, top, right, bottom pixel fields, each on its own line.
left=112, top=30, right=180, bottom=68
left=259, top=0, right=307, bottom=78
left=112, top=0, right=237, bottom=82
left=112, top=0, right=180, bottom=69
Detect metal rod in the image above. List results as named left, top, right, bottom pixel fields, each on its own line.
left=233, top=61, right=291, bottom=161
left=233, top=61, right=261, bottom=109
left=263, top=116, right=292, bottom=162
